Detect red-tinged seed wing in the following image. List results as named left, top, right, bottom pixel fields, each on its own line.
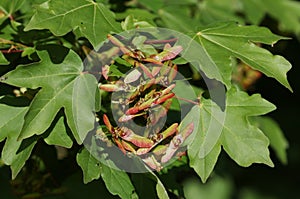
left=151, top=66, right=161, bottom=77
left=103, top=114, right=113, bottom=133
left=152, top=145, right=168, bottom=156
left=125, top=106, right=140, bottom=115
left=142, top=155, right=162, bottom=171
left=179, top=122, right=194, bottom=139
left=159, top=61, right=171, bottom=76
left=161, top=84, right=176, bottom=96
left=138, top=98, right=154, bottom=111
left=136, top=147, right=150, bottom=155
left=154, top=93, right=175, bottom=105
left=154, top=45, right=183, bottom=62
left=118, top=112, right=146, bottom=122
left=99, top=84, right=119, bottom=92
left=168, top=64, right=178, bottom=83
left=160, top=134, right=183, bottom=163
left=142, top=58, right=163, bottom=65
left=161, top=123, right=178, bottom=140
left=137, top=123, right=178, bottom=155
left=149, top=99, right=172, bottom=125
left=127, top=135, right=154, bottom=148
left=124, top=69, right=142, bottom=84
left=119, top=127, right=154, bottom=148
left=137, top=63, right=154, bottom=79
left=102, top=65, right=109, bottom=80
left=114, top=138, right=127, bottom=155
left=161, top=46, right=183, bottom=61
left=107, top=34, right=124, bottom=47
left=121, top=140, right=136, bottom=154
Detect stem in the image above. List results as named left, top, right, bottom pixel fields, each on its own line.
left=1, top=49, right=24, bottom=53
left=175, top=96, right=199, bottom=105
left=144, top=38, right=178, bottom=44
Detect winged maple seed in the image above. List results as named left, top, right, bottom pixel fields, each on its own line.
left=96, top=34, right=195, bottom=171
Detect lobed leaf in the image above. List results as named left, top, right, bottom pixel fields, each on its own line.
left=44, top=117, right=73, bottom=148
left=101, top=159, right=137, bottom=199
left=0, top=104, right=36, bottom=179
left=187, top=88, right=276, bottom=182
left=0, top=104, right=27, bottom=142
left=242, top=0, right=300, bottom=34
left=24, top=0, right=121, bottom=47
left=250, top=116, right=289, bottom=164
left=1, top=49, right=98, bottom=144
left=76, top=148, right=101, bottom=184
left=194, top=22, right=292, bottom=90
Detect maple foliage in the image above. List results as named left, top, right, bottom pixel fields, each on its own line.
left=0, top=0, right=295, bottom=198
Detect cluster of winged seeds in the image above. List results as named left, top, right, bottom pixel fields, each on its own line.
left=98, top=34, right=194, bottom=171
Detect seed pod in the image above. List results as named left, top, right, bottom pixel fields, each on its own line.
left=138, top=62, right=154, bottom=79
left=136, top=123, right=178, bottom=155
left=99, top=84, right=120, bottom=92
left=125, top=106, right=140, bottom=115
left=154, top=45, right=183, bottom=62
left=152, top=145, right=168, bottom=156
left=160, top=122, right=194, bottom=163
left=161, top=123, right=178, bottom=139
left=124, top=69, right=142, bottom=84
left=103, top=114, right=113, bottom=133
left=160, top=135, right=182, bottom=163
left=161, top=84, right=176, bottom=96
left=151, top=66, right=161, bottom=77
left=154, top=93, right=175, bottom=105
left=114, top=138, right=127, bottom=155
left=142, top=155, right=162, bottom=171
left=119, top=127, right=154, bottom=148
left=159, top=61, right=171, bottom=76
left=168, top=64, right=178, bottom=83
left=179, top=122, right=194, bottom=139
left=121, top=140, right=136, bottom=154
left=118, top=112, right=145, bottom=122
left=102, top=65, right=110, bottom=80
left=138, top=98, right=155, bottom=111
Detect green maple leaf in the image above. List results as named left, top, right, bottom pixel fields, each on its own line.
left=250, top=116, right=289, bottom=164
left=0, top=104, right=27, bottom=142
left=242, top=0, right=300, bottom=34
left=24, top=0, right=121, bottom=47
left=77, top=137, right=137, bottom=199
left=77, top=147, right=101, bottom=184
left=0, top=0, right=26, bottom=24
left=1, top=49, right=99, bottom=144
left=187, top=88, right=275, bottom=182
left=44, top=116, right=73, bottom=148
left=191, top=22, right=292, bottom=90
left=0, top=104, right=37, bottom=179
left=0, top=52, right=9, bottom=64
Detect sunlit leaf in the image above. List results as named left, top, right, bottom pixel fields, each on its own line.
left=194, top=22, right=292, bottom=90
left=24, top=0, right=121, bottom=47
left=1, top=49, right=99, bottom=144
left=187, top=88, right=276, bottom=181
left=44, top=116, right=73, bottom=148
left=76, top=148, right=101, bottom=184
left=0, top=52, right=9, bottom=65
